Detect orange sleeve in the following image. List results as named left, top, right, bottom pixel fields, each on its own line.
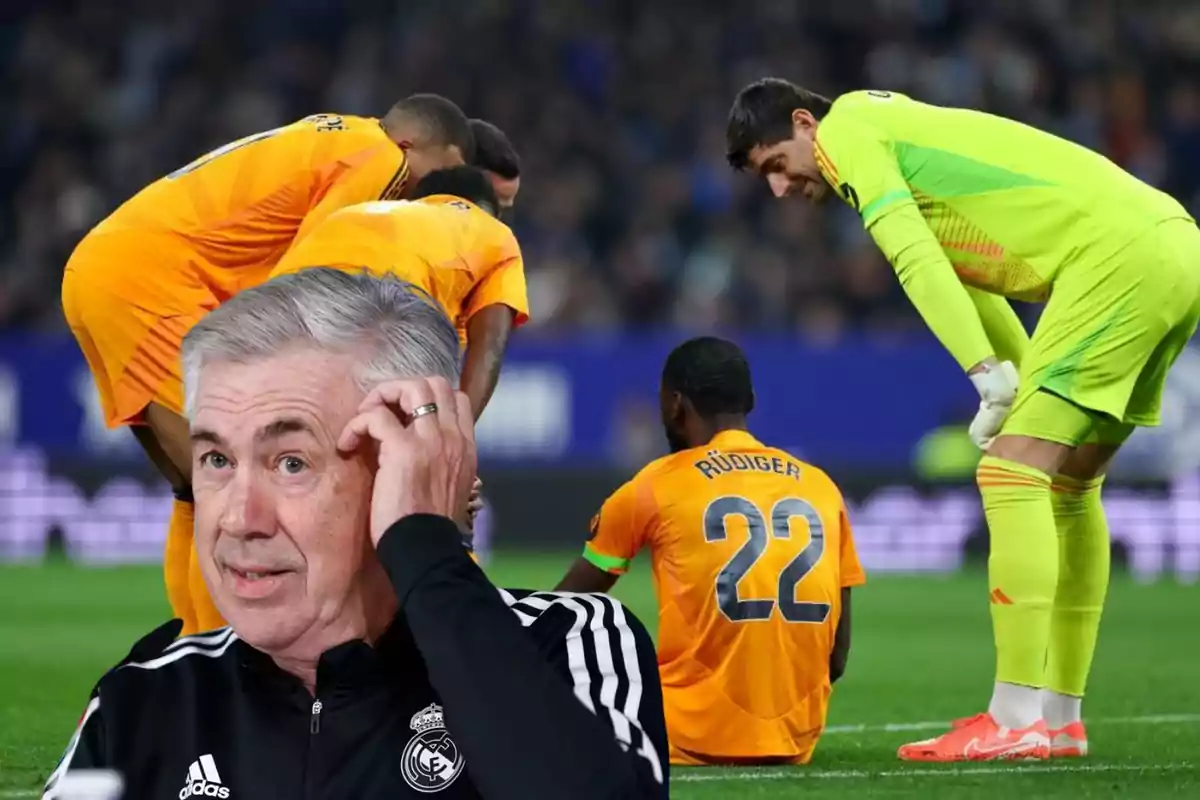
left=463, top=227, right=530, bottom=326
left=837, top=499, right=867, bottom=588
left=291, top=145, right=409, bottom=249
left=582, top=476, right=655, bottom=575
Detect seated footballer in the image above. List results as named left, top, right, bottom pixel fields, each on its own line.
left=43, top=269, right=667, bottom=800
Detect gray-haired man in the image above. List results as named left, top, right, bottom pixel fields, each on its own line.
left=45, top=269, right=668, bottom=800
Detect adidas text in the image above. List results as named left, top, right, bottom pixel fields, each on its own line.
left=179, top=779, right=230, bottom=799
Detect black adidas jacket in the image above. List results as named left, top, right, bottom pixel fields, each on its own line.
left=43, top=515, right=668, bottom=800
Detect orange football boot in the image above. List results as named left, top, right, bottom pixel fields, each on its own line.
left=1048, top=721, right=1088, bottom=757
left=897, top=713, right=1051, bottom=762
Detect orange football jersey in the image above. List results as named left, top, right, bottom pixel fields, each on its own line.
left=92, top=113, right=408, bottom=281
left=584, top=430, right=866, bottom=765
left=270, top=196, right=529, bottom=344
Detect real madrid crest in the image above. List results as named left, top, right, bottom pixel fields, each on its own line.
left=402, top=703, right=465, bottom=793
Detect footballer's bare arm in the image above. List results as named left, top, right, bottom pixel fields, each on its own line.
left=830, top=588, right=853, bottom=683
left=462, top=304, right=515, bottom=420
left=555, top=557, right=620, bottom=594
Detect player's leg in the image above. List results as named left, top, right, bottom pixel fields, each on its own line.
left=133, top=403, right=226, bottom=634
left=129, top=408, right=197, bottom=634
left=897, top=393, right=1097, bottom=763
left=64, top=266, right=196, bottom=633
left=978, top=394, right=1090, bottom=725
left=1042, top=421, right=1130, bottom=757
left=65, top=283, right=201, bottom=632
left=1044, top=261, right=1200, bottom=754
left=112, top=315, right=220, bottom=633
left=62, top=247, right=226, bottom=634
left=132, top=341, right=227, bottom=634
left=989, top=219, right=1200, bottom=713
left=979, top=392, right=1119, bottom=716
left=899, top=221, right=1200, bottom=762
left=899, top=307, right=1109, bottom=763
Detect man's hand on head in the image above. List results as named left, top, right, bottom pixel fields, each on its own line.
left=336, top=376, right=478, bottom=545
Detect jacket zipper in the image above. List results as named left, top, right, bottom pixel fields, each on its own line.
left=304, top=698, right=322, bottom=799
left=311, top=699, right=323, bottom=734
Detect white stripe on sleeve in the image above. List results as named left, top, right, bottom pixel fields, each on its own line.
left=498, top=589, right=665, bottom=784
left=42, top=695, right=101, bottom=799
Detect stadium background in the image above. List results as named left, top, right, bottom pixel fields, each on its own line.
left=2, top=2, right=1200, bottom=797
left=3, top=0, right=1199, bottom=578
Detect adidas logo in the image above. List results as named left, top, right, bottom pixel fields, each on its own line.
left=178, top=754, right=230, bottom=799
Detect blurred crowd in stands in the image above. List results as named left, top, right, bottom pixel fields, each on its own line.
left=4, top=0, right=1200, bottom=336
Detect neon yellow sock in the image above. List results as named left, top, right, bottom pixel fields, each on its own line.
left=1046, top=474, right=1109, bottom=698
left=977, top=456, right=1057, bottom=689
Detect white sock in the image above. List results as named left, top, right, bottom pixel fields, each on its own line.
left=1041, top=689, right=1083, bottom=730
left=988, top=681, right=1043, bottom=729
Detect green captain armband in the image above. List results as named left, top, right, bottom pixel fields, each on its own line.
left=582, top=544, right=630, bottom=575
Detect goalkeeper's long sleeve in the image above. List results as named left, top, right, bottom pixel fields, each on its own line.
left=868, top=204, right=996, bottom=371
left=965, top=286, right=1030, bottom=367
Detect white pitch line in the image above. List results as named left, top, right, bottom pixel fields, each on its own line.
left=825, top=712, right=1200, bottom=735
left=0, top=792, right=38, bottom=799
left=675, top=761, right=1196, bottom=783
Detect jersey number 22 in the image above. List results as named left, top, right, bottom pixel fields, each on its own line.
left=704, top=496, right=831, bottom=624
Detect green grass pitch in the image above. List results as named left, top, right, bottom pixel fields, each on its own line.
left=1, top=553, right=1197, bottom=798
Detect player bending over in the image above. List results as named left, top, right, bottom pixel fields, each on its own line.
left=556, top=337, right=865, bottom=766
left=271, top=165, right=528, bottom=419
left=726, top=79, right=1200, bottom=762
left=62, top=95, right=475, bottom=636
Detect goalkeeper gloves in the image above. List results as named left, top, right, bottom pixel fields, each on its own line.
left=967, top=360, right=1020, bottom=450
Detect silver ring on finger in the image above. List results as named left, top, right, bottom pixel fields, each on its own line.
left=411, top=402, right=439, bottom=421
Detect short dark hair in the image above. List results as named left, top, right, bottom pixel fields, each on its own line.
left=409, top=165, right=500, bottom=217
left=662, top=337, right=755, bottom=418
left=387, top=94, right=475, bottom=161
left=470, top=119, right=520, bottom=180
left=726, top=78, right=833, bottom=170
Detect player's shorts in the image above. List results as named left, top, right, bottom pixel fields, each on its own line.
left=661, top=682, right=826, bottom=766
left=62, top=230, right=261, bottom=427
left=1011, top=217, right=1200, bottom=434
